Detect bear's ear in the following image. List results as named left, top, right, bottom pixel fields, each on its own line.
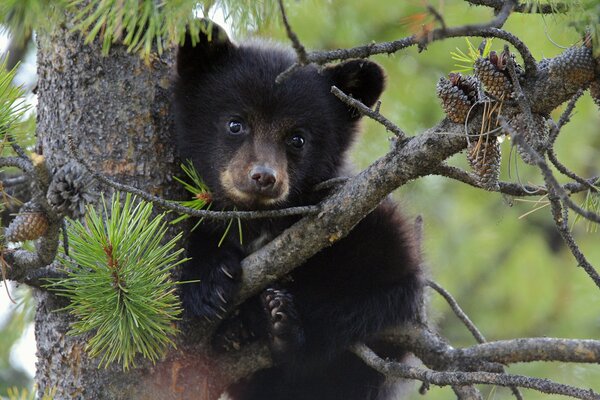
left=177, top=19, right=234, bottom=77
left=323, top=60, right=385, bottom=120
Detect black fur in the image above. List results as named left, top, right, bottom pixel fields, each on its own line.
left=174, top=21, right=423, bottom=400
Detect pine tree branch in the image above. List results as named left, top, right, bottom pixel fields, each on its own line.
left=427, top=280, right=524, bottom=400
left=66, top=132, right=320, bottom=220
left=459, top=337, right=600, bottom=364
left=427, top=280, right=486, bottom=343
left=331, top=86, right=408, bottom=140
left=500, top=118, right=600, bottom=289
left=351, top=342, right=600, bottom=400
left=0, top=156, right=33, bottom=174
left=465, top=0, right=569, bottom=14
left=238, top=118, right=468, bottom=302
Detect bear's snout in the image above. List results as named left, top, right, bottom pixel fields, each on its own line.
left=249, top=165, right=277, bottom=190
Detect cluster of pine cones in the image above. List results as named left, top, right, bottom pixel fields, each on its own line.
left=4, top=161, right=96, bottom=243
left=436, top=44, right=597, bottom=191
left=436, top=49, right=517, bottom=190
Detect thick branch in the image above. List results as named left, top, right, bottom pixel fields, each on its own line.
left=238, top=120, right=467, bottom=301
left=459, top=337, right=600, bottom=364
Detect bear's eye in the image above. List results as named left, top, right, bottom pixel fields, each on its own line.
left=227, top=119, right=245, bottom=135
left=288, top=134, right=305, bottom=149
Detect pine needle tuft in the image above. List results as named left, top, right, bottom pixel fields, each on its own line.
left=48, top=193, right=185, bottom=369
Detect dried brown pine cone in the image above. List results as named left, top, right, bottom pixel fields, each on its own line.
left=506, top=113, right=549, bottom=165
left=467, top=135, right=501, bottom=191
left=474, top=50, right=516, bottom=99
left=47, top=161, right=98, bottom=219
left=549, top=46, right=595, bottom=87
left=5, top=203, right=49, bottom=242
left=436, top=73, right=478, bottom=123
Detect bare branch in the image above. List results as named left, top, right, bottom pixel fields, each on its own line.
left=66, top=132, right=320, bottom=220
left=550, top=89, right=585, bottom=144
left=547, top=193, right=600, bottom=290
left=331, top=86, right=408, bottom=140
left=0, top=156, right=33, bottom=174
left=459, top=337, right=600, bottom=364
left=433, top=163, right=598, bottom=197
left=427, top=280, right=486, bottom=343
left=465, top=0, right=569, bottom=14
left=276, top=0, right=307, bottom=64
left=351, top=343, right=600, bottom=400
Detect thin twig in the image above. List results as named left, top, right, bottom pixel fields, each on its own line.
left=1, top=174, right=27, bottom=187
left=276, top=0, right=307, bottom=64
left=465, top=0, right=569, bottom=14
left=548, top=149, right=597, bottom=192
left=0, top=156, right=33, bottom=174
left=6, top=134, right=28, bottom=160
left=312, top=176, right=349, bottom=192
left=549, top=89, right=584, bottom=144
left=66, top=133, right=320, bottom=220
left=302, top=27, right=537, bottom=75
left=331, top=86, right=408, bottom=140
left=428, top=270, right=525, bottom=400
left=434, top=163, right=597, bottom=197
left=547, top=193, right=600, bottom=290
left=427, top=280, right=486, bottom=343
left=500, top=120, right=600, bottom=289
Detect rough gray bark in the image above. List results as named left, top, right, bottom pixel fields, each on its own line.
left=34, top=16, right=208, bottom=400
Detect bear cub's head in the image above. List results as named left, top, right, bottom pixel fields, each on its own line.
left=174, top=20, right=385, bottom=210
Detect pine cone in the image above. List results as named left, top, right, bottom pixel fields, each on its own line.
left=436, top=73, right=478, bottom=123
left=590, top=81, right=600, bottom=110
left=549, top=46, right=595, bottom=87
left=5, top=203, right=49, bottom=242
left=474, top=51, right=513, bottom=99
left=47, top=162, right=98, bottom=219
left=507, top=113, right=549, bottom=165
left=467, top=135, right=501, bottom=191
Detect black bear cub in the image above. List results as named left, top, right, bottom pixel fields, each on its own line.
left=174, top=20, right=423, bottom=400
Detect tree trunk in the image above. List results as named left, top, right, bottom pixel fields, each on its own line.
left=34, top=15, right=233, bottom=400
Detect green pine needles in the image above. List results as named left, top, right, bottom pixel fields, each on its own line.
left=0, top=57, right=30, bottom=137
left=173, top=160, right=243, bottom=246
left=49, top=193, right=185, bottom=369
left=67, top=0, right=279, bottom=58
left=451, top=38, right=493, bottom=73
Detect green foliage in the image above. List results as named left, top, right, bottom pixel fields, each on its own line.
left=66, top=0, right=279, bottom=58
left=4, top=385, right=56, bottom=400
left=0, top=287, right=34, bottom=396
left=172, top=160, right=212, bottom=226
left=572, top=188, right=600, bottom=233
left=69, top=0, right=189, bottom=56
left=48, top=193, right=185, bottom=369
left=0, top=58, right=29, bottom=142
left=172, top=161, right=243, bottom=246
left=451, top=38, right=493, bottom=73
left=0, top=0, right=57, bottom=45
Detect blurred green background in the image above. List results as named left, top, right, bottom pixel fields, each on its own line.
left=1, top=1, right=599, bottom=399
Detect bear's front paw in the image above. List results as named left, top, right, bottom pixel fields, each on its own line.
left=261, top=288, right=305, bottom=364
left=182, top=261, right=241, bottom=321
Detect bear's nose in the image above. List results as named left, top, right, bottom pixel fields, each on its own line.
left=249, top=166, right=277, bottom=189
